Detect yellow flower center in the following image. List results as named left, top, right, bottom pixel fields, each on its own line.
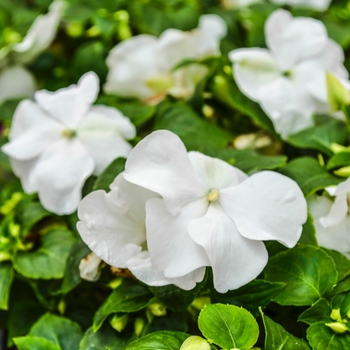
left=207, top=189, right=219, bottom=202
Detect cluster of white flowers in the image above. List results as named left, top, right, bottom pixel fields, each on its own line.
left=2, top=72, right=136, bottom=215
left=309, top=178, right=350, bottom=258
left=0, top=0, right=65, bottom=104
left=78, top=130, right=307, bottom=293
left=104, top=14, right=227, bottom=103
left=223, top=0, right=331, bottom=10
left=229, top=9, right=348, bottom=138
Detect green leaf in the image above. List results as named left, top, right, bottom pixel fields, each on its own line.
left=14, top=336, right=61, bottom=350
left=29, top=313, right=83, bottom=350
left=264, top=246, right=338, bottom=306
left=280, top=157, right=342, bottom=197
left=93, top=279, right=153, bottom=332
left=307, top=322, right=350, bottom=349
left=327, top=152, right=350, bottom=170
left=287, top=119, right=346, bottom=155
left=210, top=75, right=276, bottom=135
left=154, top=102, right=232, bottom=152
left=12, top=228, right=76, bottom=279
left=331, top=292, right=350, bottom=318
left=79, top=324, right=131, bottom=350
left=204, top=148, right=287, bottom=174
left=298, top=299, right=332, bottom=325
left=322, top=248, right=350, bottom=282
left=260, top=311, right=310, bottom=349
left=298, top=213, right=318, bottom=246
left=59, top=240, right=91, bottom=294
left=125, top=331, right=190, bottom=350
left=198, top=304, right=259, bottom=350
left=93, top=157, right=126, bottom=192
left=18, top=202, right=51, bottom=231
left=211, top=280, right=286, bottom=316
left=0, top=262, right=14, bottom=310
left=333, top=276, right=350, bottom=295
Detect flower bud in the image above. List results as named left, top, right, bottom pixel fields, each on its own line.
left=331, top=308, right=342, bottom=322
left=326, top=71, right=350, bottom=111
left=148, top=302, right=167, bottom=317
left=330, top=143, right=350, bottom=154
left=191, top=297, right=211, bottom=311
left=326, top=322, right=348, bottom=334
left=58, top=300, right=66, bottom=315
left=134, top=317, right=146, bottom=337
left=110, top=314, right=129, bottom=332
left=108, top=278, right=123, bottom=289
left=334, top=165, right=350, bottom=177
left=180, top=336, right=210, bottom=350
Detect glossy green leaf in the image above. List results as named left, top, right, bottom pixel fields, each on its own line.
left=298, top=213, right=318, bottom=246
left=287, top=119, right=346, bottom=155
left=198, top=304, right=259, bottom=350
left=264, top=246, right=338, bottom=306
left=280, top=157, right=342, bottom=197
left=331, top=292, right=350, bottom=318
left=93, top=279, right=153, bottom=331
left=333, top=275, right=350, bottom=295
left=0, top=262, right=14, bottom=310
left=12, top=228, right=76, bottom=279
left=154, top=102, right=233, bottom=152
left=93, top=157, right=126, bottom=192
left=307, top=322, right=350, bottom=349
left=261, top=311, right=310, bottom=349
left=14, top=336, right=61, bottom=350
left=29, top=313, right=83, bottom=350
left=298, top=299, right=332, bottom=325
left=211, top=279, right=285, bottom=316
left=125, top=331, right=190, bottom=350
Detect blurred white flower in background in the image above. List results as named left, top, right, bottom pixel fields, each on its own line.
left=0, top=0, right=65, bottom=104
left=104, top=14, right=227, bottom=103
left=77, top=174, right=206, bottom=290
left=309, top=178, right=350, bottom=258
left=229, top=9, right=348, bottom=138
left=270, top=0, right=332, bottom=11
left=2, top=72, right=136, bottom=215
left=122, top=130, right=307, bottom=293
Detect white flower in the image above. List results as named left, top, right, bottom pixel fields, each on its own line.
left=0, top=0, right=65, bottom=104
left=79, top=252, right=102, bottom=282
left=1, top=72, right=136, bottom=215
left=123, top=130, right=307, bottom=293
left=229, top=9, right=348, bottom=138
left=309, top=178, right=350, bottom=258
left=77, top=174, right=206, bottom=290
left=104, top=15, right=226, bottom=103
left=270, top=0, right=332, bottom=11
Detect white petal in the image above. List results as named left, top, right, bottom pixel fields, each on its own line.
left=31, top=138, right=94, bottom=215
left=79, top=252, right=102, bottom=282
left=188, top=151, right=248, bottom=190
left=309, top=195, right=350, bottom=258
left=1, top=100, right=62, bottom=160
left=188, top=202, right=268, bottom=293
left=77, top=105, right=136, bottom=175
left=13, top=0, right=65, bottom=64
left=104, top=35, right=161, bottom=99
left=35, top=72, right=99, bottom=129
left=266, top=9, right=328, bottom=70
left=9, top=158, right=39, bottom=193
left=219, top=171, right=307, bottom=247
left=77, top=178, right=154, bottom=268
left=146, top=198, right=210, bottom=278
left=124, top=130, right=208, bottom=216
left=229, top=48, right=281, bottom=101
left=127, top=251, right=206, bottom=290
left=0, top=66, right=36, bottom=104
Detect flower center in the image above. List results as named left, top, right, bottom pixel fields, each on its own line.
left=207, top=189, right=219, bottom=202
left=283, top=70, right=292, bottom=77
left=62, top=129, right=76, bottom=138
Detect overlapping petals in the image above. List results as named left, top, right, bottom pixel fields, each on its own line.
left=2, top=72, right=136, bottom=215
left=104, top=15, right=227, bottom=102
left=123, top=130, right=307, bottom=292
left=229, top=9, right=348, bottom=138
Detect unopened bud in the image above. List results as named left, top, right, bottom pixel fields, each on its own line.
left=191, top=297, right=211, bottom=310
left=110, top=314, right=128, bottom=332
left=326, top=322, right=348, bottom=334
left=79, top=252, right=102, bottom=282
left=134, top=317, right=146, bottom=337
left=330, top=143, right=350, bottom=154
left=326, top=72, right=350, bottom=111
left=334, top=165, right=350, bottom=177
left=202, top=105, right=214, bottom=118
left=58, top=300, right=66, bottom=315
left=180, top=336, right=210, bottom=350
left=331, top=309, right=342, bottom=322
left=108, top=278, right=123, bottom=289
left=148, top=302, right=167, bottom=317
left=65, top=21, right=84, bottom=38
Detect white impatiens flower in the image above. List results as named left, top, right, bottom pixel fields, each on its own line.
left=123, top=130, right=307, bottom=293
left=309, top=178, right=350, bottom=258
left=0, top=0, right=65, bottom=104
left=77, top=174, right=206, bottom=290
left=229, top=9, right=348, bottom=138
left=270, top=0, right=332, bottom=11
left=1, top=72, right=136, bottom=215
left=104, top=15, right=226, bottom=103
